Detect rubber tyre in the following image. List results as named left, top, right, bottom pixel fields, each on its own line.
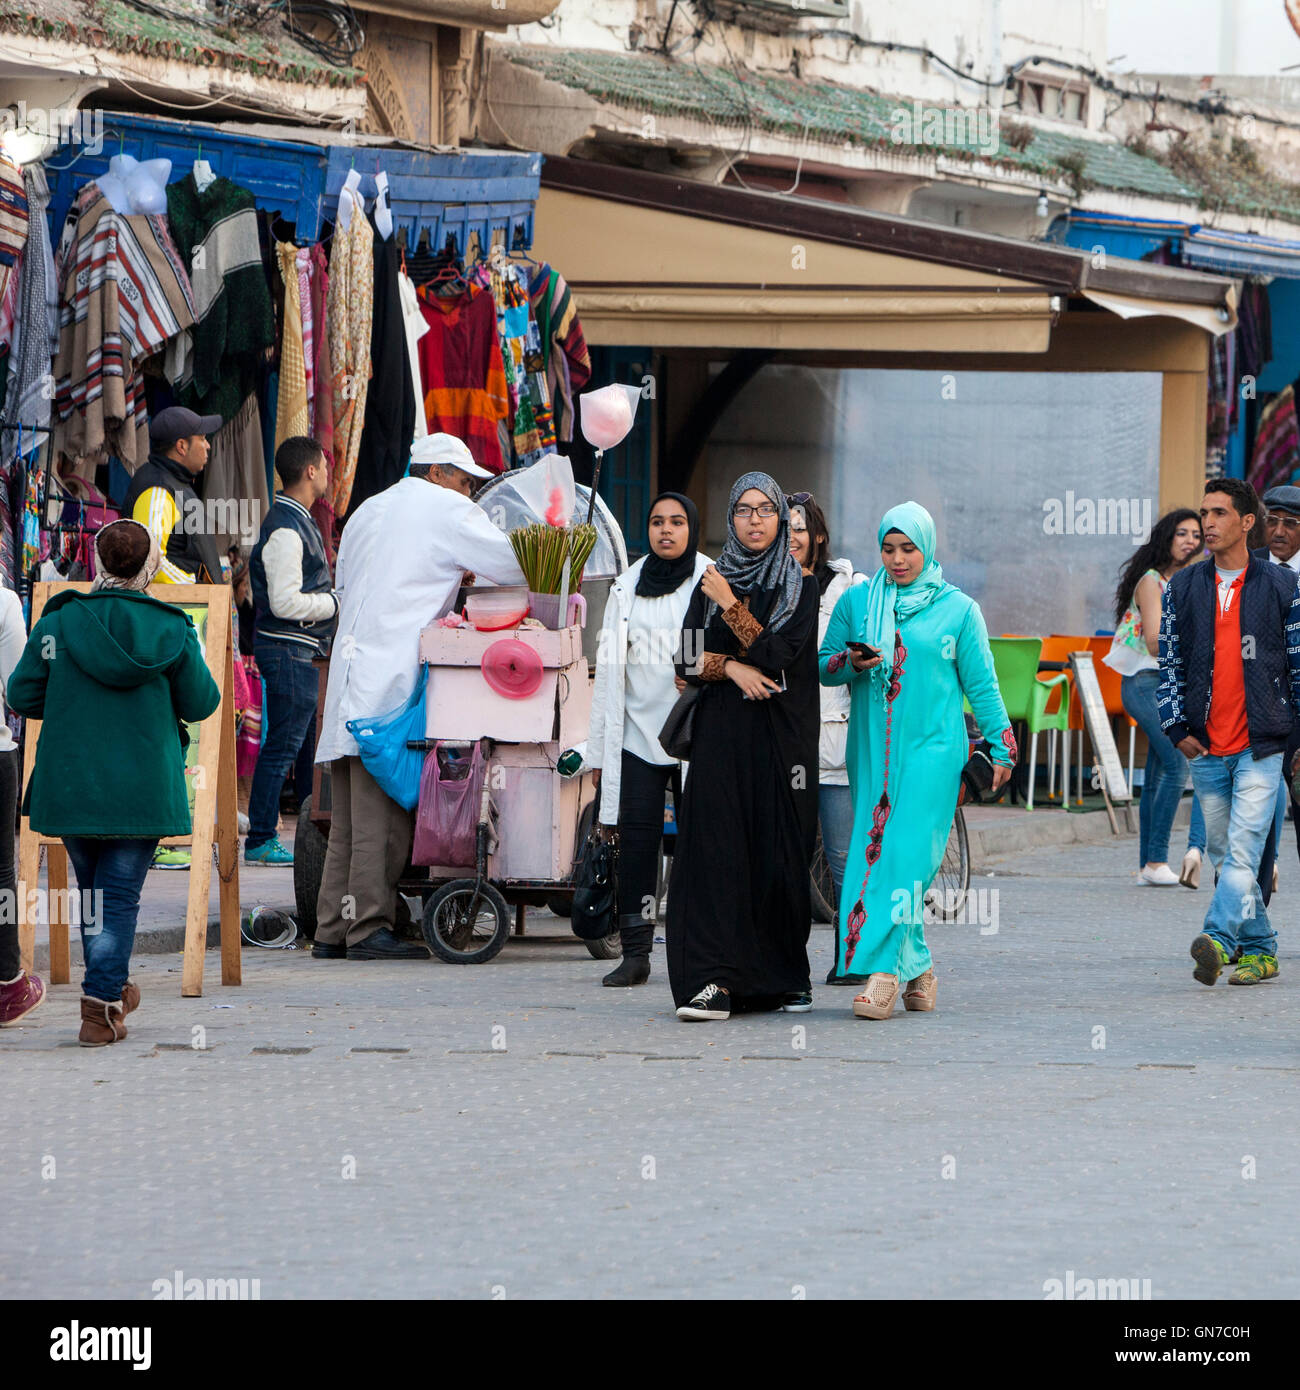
left=927, top=809, right=970, bottom=921
left=809, top=821, right=835, bottom=924
left=292, top=794, right=327, bottom=940
left=585, top=931, right=622, bottom=960
left=421, top=880, right=511, bottom=965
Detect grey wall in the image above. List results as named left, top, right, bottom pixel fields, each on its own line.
left=704, top=365, right=1164, bottom=637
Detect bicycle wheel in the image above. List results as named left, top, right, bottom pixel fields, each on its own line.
left=926, top=809, right=970, bottom=921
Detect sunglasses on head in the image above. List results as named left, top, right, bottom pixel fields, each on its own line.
left=786, top=491, right=812, bottom=506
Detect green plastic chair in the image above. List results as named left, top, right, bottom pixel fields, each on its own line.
left=966, top=637, right=1070, bottom=811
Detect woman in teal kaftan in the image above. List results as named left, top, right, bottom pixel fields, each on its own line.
left=818, top=502, right=1014, bottom=1014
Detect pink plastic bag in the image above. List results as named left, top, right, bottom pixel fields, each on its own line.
left=412, top=742, right=486, bottom=867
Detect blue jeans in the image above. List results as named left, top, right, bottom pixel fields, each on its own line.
left=1122, top=669, right=1192, bottom=867
left=248, top=640, right=320, bottom=849
left=1187, top=794, right=1206, bottom=853
left=1189, top=751, right=1282, bottom=957
left=818, top=783, right=853, bottom=907
left=62, top=837, right=159, bottom=1001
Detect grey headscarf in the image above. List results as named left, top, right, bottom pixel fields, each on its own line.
left=705, top=471, right=804, bottom=632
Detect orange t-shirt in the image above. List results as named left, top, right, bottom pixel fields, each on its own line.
left=1206, top=569, right=1250, bottom=756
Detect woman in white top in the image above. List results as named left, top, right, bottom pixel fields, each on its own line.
left=787, top=493, right=866, bottom=983
left=587, top=493, right=710, bottom=987
left=1105, top=508, right=1205, bottom=887
left=0, top=584, right=42, bottom=1026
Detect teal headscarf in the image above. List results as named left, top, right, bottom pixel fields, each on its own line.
left=859, top=501, right=953, bottom=699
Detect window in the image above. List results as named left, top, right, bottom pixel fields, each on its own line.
left=1015, top=77, right=1088, bottom=125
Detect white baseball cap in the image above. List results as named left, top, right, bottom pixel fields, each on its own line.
left=409, top=432, right=495, bottom=480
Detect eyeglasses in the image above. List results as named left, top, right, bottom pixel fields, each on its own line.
left=734, top=503, right=779, bottom=520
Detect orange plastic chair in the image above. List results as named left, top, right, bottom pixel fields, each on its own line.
left=1048, top=635, right=1096, bottom=805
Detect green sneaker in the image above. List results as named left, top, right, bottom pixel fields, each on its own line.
left=152, top=846, right=191, bottom=870
left=1228, top=954, right=1279, bottom=986
left=1190, top=933, right=1230, bottom=987
left=244, top=837, right=293, bottom=866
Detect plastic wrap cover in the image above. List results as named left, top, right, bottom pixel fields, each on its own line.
left=708, top=367, right=1163, bottom=638
left=475, top=479, right=628, bottom=579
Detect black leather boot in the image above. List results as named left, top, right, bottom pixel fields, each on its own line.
left=602, top=915, right=652, bottom=987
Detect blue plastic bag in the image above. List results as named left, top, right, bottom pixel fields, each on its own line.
left=346, top=664, right=428, bottom=810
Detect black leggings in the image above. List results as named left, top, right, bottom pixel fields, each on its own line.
left=615, top=750, right=674, bottom=921
left=0, top=748, right=20, bottom=980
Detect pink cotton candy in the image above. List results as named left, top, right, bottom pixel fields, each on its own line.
left=546, top=487, right=568, bottom=527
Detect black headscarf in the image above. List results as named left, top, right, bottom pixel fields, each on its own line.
left=636, top=491, right=700, bottom=598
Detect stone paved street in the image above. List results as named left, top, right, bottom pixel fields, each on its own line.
left=5, top=828, right=1298, bottom=1301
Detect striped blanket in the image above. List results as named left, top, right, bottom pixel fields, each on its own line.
left=53, top=184, right=195, bottom=476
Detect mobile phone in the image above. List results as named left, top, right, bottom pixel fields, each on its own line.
left=846, top=641, right=880, bottom=659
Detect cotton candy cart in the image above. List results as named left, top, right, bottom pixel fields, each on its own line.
left=293, top=483, right=629, bottom=963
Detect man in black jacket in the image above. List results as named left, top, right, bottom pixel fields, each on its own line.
left=246, top=437, right=338, bottom=866
left=122, top=406, right=224, bottom=585
left=1158, top=477, right=1300, bottom=988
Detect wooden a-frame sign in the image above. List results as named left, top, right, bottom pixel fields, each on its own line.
left=17, top=582, right=241, bottom=997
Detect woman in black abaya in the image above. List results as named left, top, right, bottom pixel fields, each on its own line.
left=667, top=472, right=820, bottom=1022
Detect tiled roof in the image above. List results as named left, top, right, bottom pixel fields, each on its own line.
left=0, top=0, right=364, bottom=88
left=503, top=46, right=1200, bottom=201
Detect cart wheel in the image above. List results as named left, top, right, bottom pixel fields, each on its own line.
left=421, top=880, right=511, bottom=964
left=292, top=795, right=327, bottom=940
left=809, top=821, right=835, bottom=925
left=585, top=930, right=621, bottom=960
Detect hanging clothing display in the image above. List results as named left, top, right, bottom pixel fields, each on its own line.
left=307, top=242, right=337, bottom=554
left=204, top=392, right=269, bottom=554
left=1248, top=385, right=1300, bottom=494
left=275, top=241, right=310, bottom=457
left=350, top=211, right=416, bottom=517
left=416, top=283, right=508, bottom=474
left=529, top=262, right=590, bottom=444
left=163, top=171, right=273, bottom=424
left=398, top=268, right=429, bottom=441
left=0, top=153, right=28, bottom=301
left=52, top=182, right=195, bottom=476
left=3, top=164, right=56, bottom=453
left=325, top=205, right=374, bottom=517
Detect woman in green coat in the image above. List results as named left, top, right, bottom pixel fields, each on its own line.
left=7, top=520, right=220, bottom=1046
left=819, top=502, right=1013, bottom=1019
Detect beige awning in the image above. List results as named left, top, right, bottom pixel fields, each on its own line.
left=534, top=187, right=1058, bottom=353
left=1082, top=286, right=1238, bottom=338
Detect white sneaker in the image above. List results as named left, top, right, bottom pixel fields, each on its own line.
left=1179, top=848, right=1202, bottom=890
left=1139, top=864, right=1181, bottom=886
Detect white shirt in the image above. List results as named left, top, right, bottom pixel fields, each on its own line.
left=0, top=587, right=26, bottom=753
left=1268, top=549, right=1300, bottom=572
left=622, top=591, right=687, bottom=767
left=315, top=476, right=524, bottom=763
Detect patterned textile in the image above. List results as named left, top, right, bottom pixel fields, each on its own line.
left=0, top=153, right=28, bottom=282
left=1248, top=385, right=1300, bottom=494
left=0, top=248, right=18, bottom=352
left=416, top=283, right=509, bottom=474
left=53, top=184, right=195, bottom=476
left=3, top=165, right=56, bottom=454
left=326, top=207, right=374, bottom=516
left=299, top=250, right=314, bottom=431
left=164, top=172, right=273, bottom=423
left=530, top=263, right=590, bottom=444
left=308, top=243, right=336, bottom=557
left=275, top=241, right=309, bottom=460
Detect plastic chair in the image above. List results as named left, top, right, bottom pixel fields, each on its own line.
left=982, top=637, right=1070, bottom=811
left=1037, top=635, right=1082, bottom=802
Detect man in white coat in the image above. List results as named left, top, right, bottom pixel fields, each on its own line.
left=312, top=434, right=524, bottom=960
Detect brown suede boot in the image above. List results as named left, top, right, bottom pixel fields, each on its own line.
left=79, top=996, right=127, bottom=1047
left=121, top=981, right=140, bottom=1017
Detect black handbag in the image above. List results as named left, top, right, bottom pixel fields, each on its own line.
left=959, top=740, right=998, bottom=805
left=658, top=684, right=700, bottom=762
left=571, top=827, right=619, bottom=940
